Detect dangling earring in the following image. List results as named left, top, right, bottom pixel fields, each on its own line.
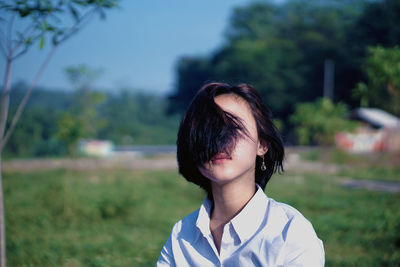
left=261, top=156, right=267, bottom=171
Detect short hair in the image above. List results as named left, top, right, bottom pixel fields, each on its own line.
left=177, top=82, right=284, bottom=195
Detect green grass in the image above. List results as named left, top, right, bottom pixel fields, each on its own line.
left=301, top=147, right=400, bottom=182
left=267, top=173, right=400, bottom=266
left=4, top=169, right=204, bottom=266
left=4, top=163, right=400, bottom=266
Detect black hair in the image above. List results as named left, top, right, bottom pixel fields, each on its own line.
left=177, top=82, right=284, bottom=195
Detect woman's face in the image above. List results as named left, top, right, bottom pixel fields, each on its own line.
left=199, top=94, right=267, bottom=186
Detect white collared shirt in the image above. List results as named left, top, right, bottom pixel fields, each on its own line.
left=157, top=186, right=325, bottom=266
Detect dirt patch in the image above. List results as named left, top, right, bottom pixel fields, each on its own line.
left=284, top=152, right=342, bottom=174
left=3, top=150, right=343, bottom=174
left=2, top=154, right=178, bottom=172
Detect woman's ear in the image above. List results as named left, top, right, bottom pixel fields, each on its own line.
left=257, top=141, right=268, bottom=156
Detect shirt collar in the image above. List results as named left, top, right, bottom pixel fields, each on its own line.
left=229, top=185, right=269, bottom=243
left=195, top=195, right=213, bottom=241
left=195, top=185, right=269, bottom=244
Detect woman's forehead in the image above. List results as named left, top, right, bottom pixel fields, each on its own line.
left=214, top=94, right=253, bottom=120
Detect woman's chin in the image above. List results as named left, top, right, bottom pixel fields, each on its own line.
left=204, top=167, right=241, bottom=184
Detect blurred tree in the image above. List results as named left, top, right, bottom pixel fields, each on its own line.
left=0, top=1, right=119, bottom=265
left=219, top=0, right=366, bottom=116
left=168, top=56, right=215, bottom=114
left=290, top=98, right=357, bottom=145
left=57, top=111, right=84, bottom=156
left=168, top=0, right=364, bottom=121
left=347, top=0, right=400, bottom=54
left=58, top=64, right=107, bottom=154
left=99, top=90, right=180, bottom=145
left=225, top=2, right=280, bottom=42
left=352, top=82, right=369, bottom=107
left=344, top=0, right=400, bottom=105
left=353, top=46, right=400, bottom=116
left=3, top=82, right=72, bottom=157
left=65, top=64, right=103, bottom=91
left=4, top=86, right=180, bottom=157
left=212, top=38, right=303, bottom=118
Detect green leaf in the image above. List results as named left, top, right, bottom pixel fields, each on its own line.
left=39, top=36, right=45, bottom=49
left=18, top=8, right=31, bottom=17
left=46, top=25, right=56, bottom=32
left=24, top=37, right=32, bottom=44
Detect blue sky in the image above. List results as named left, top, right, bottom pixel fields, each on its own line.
left=4, top=0, right=268, bottom=95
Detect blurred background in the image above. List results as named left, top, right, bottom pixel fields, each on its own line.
left=1, top=0, right=399, bottom=266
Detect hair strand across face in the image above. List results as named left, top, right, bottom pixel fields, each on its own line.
left=177, top=82, right=284, bottom=195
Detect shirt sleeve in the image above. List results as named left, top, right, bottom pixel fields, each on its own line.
left=157, top=231, right=176, bottom=267
left=280, top=216, right=325, bottom=267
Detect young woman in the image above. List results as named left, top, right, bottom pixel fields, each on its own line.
left=157, top=83, right=324, bottom=266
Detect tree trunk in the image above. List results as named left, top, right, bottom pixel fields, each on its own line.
left=0, top=155, right=5, bottom=267
left=0, top=56, right=12, bottom=267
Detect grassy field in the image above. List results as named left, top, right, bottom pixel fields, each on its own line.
left=4, top=150, right=400, bottom=266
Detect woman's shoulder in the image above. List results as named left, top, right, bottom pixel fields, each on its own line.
left=264, top=197, right=320, bottom=242
left=170, top=207, right=201, bottom=238
left=265, top=197, right=325, bottom=265
left=267, top=197, right=308, bottom=223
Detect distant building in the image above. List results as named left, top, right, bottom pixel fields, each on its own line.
left=351, top=108, right=400, bottom=128
left=335, top=108, right=400, bottom=153
left=78, top=140, right=114, bottom=157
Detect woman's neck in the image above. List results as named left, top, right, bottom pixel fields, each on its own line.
left=211, top=179, right=256, bottom=222
left=209, top=178, right=256, bottom=253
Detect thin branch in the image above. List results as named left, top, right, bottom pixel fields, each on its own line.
left=0, top=28, right=7, bottom=56
left=0, top=27, right=6, bottom=40
left=6, top=13, right=16, bottom=52
left=12, top=33, right=43, bottom=60
left=21, top=19, right=38, bottom=38
left=10, top=23, right=41, bottom=57
left=57, top=6, right=98, bottom=44
left=11, top=45, right=28, bottom=60
left=11, top=19, right=41, bottom=53
left=10, top=2, right=59, bottom=56
left=2, top=4, right=101, bottom=149
left=0, top=41, right=7, bottom=59
left=0, top=56, right=13, bottom=148
left=1, top=45, right=57, bottom=149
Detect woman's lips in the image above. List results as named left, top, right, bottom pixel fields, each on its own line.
left=211, top=153, right=232, bottom=164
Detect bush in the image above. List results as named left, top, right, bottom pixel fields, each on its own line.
left=290, top=98, right=358, bottom=145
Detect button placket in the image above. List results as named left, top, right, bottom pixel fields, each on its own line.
left=219, top=222, right=235, bottom=260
